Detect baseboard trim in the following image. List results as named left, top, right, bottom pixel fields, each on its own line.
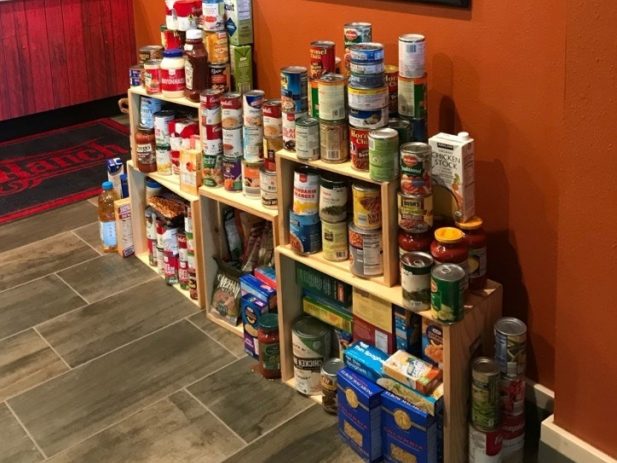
left=541, top=415, right=616, bottom=463
left=525, top=378, right=554, bottom=413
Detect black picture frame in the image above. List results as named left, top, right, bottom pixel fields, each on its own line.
left=411, top=0, right=470, bottom=7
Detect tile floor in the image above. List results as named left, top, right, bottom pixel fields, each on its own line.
left=0, top=200, right=361, bottom=463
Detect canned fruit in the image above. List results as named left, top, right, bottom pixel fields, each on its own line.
left=400, top=141, right=432, bottom=195
left=401, top=252, right=433, bottom=312
left=431, top=263, right=465, bottom=323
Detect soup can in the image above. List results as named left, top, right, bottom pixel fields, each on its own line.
left=264, top=136, right=283, bottom=172
left=398, top=74, right=427, bottom=119
left=281, top=66, right=308, bottom=112
left=203, top=126, right=223, bottom=155
left=283, top=111, right=306, bottom=151
left=398, top=192, right=433, bottom=232
left=352, top=183, right=381, bottom=230
left=500, top=376, right=525, bottom=416
left=310, top=40, right=336, bottom=80
left=243, top=89, right=265, bottom=128
left=401, top=252, right=433, bottom=312
left=289, top=211, right=322, bottom=256
left=385, top=64, right=399, bottom=116
left=494, top=317, right=527, bottom=378
left=293, top=166, right=320, bottom=215
left=202, top=153, right=223, bottom=187
left=369, top=127, right=400, bottom=182
left=318, top=74, right=346, bottom=121
left=154, top=110, right=175, bottom=145
left=320, top=120, right=349, bottom=163
left=471, top=357, right=501, bottom=431
left=399, top=34, right=426, bottom=78
left=350, top=126, right=370, bottom=171
left=348, top=107, right=388, bottom=129
left=209, top=63, right=231, bottom=92
left=349, top=43, right=384, bottom=62
left=223, top=126, right=243, bottom=157
left=400, top=142, right=432, bottom=195
left=156, top=145, right=172, bottom=175
left=308, top=79, right=320, bottom=118
left=431, top=263, right=466, bottom=323
left=295, top=116, right=320, bottom=161
left=202, top=103, right=222, bottom=126
left=202, top=0, right=225, bottom=31
left=242, top=159, right=262, bottom=198
left=292, top=315, right=332, bottom=395
left=222, top=156, right=242, bottom=191
left=319, top=174, right=348, bottom=222
left=389, top=118, right=412, bottom=146
left=263, top=99, right=283, bottom=139
left=260, top=167, right=278, bottom=208
left=221, top=92, right=243, bottom=129
left=349, top=224, right=383, bottom=277
left=243, top=125, right=264, bottom=161
left=348, top=85, right=388, bottom=111
left=321, top=357, right=344, bottom=413
left=344, top=22, right=373, bottom=47
left=322, top=220, right=349, bottom=262
left=469, top=424, right=503, bottom=463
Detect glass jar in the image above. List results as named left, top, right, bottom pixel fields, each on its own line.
left=430, top=227, right=469, bottom=274
left=258, top=313, right=281, bottom=379
left=184, top=29, right=209, bottom=102
left=161, top=49, right=186, bottom=98
left=456, top=216, right=487, bottom=290
left=398, top=225, right=433, bottom=255
left=135, top=125, right=157, bottom=173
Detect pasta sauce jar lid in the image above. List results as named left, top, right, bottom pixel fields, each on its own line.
left=434, top=227, right=464, bottom=244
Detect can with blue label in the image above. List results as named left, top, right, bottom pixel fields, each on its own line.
left=129, top=64, right=143, bottom=87
left=281, top=66, right=308, bottom=113
left=348, top=73, right=385, bottom=89
left=349, top=43, right=384, bottom=62
left=348, top=107, right=388, bottom=129
left=350, top=59, right=384, bottom=76
left=289, top=210, right=321, bottom=255
left=242, top=125, right=264, bottom=161
left=139, top=97, right=163, bottom=129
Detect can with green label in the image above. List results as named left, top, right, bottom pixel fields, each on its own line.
left=368, top=127, right=399, bottom=182
left=292, top=315, right=332, bottom=395
left=431, top=263, right=465, bottom=323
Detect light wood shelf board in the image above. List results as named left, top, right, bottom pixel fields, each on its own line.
left=199, top=186, right=278, bottom=221
left=128, top=86, right=200, bottom=109
left=284, top=378, right=323, bottom=405
left=206, top=311, right=244, bottom=338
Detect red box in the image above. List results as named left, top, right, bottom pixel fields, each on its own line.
left=352, top=314, right=395, bottom=355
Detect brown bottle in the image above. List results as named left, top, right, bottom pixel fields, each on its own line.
left=184, top=29, right=209, bottom=102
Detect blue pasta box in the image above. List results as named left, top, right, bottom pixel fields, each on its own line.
left=381, top=390, right=438, bottom=463
left=337, top=368, right=384, bottom=463
left=344, top=341, right=389, bottom=383
left=254, top=266, right=277, bottom=290
left=239, top=274, right=277, bottom=310
left=241, top=294, right=269, bottom=359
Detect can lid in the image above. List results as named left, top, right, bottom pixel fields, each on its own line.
left=322, top=358, right=344, bottom=376
left=384, top=64, right=399, bottom=74
left=294, top=315, right=331, bottom=338
left=102, top=181, right=113, bottom=191
left=259, top=313, right=278, bottom=331
left=399, top=33, right=425, bottom=42
left=434, top=227, right=464, bottom=244
left=185, top=28, right=203, bottom=41
left=456, top=216, right=483, bottom=230
left=401, top=252, right=433, bottom=268
left=163, top=48, right=184, bottom=58
left=431, top=263, right=466, bottom=282
left=472, top=357, right=500, bottom=375
left=370, top=127, right=398, bottom=140
left=495, top=317, right=527, bottom=336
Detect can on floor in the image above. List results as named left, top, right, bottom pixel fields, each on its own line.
left=469, top=423, right=503, bottom=463
left=223, top=126, right=243, bottom=157
left=318, top=74, right=346, bottom=121
left=201, top=153, right=222, bottom=186
left=293, top=166, right=320, bottom=215
left=281, top=66, right=308, bottom=112
left=499, top=376, right=525, bottom=416
left=321, top=357, right=344, bottom=413
left=147, top=238, right=157, bottom=266
left=292, top=315, right=332, bottom=396
left=322, top=219, right=349, bottom=262
left=209, top=63, right=231, bottom=93
left=344, top=22, right=373, bottom=48
left=175, top=251, right=185, bottom=284
left=221, top=92, right=243, bottom=129
left=501, top=427, right=525, bottom=462
left=295, top=116, right=320, bottom=161
left=243, top=125, right=264, bottom=161
left=398, top=74, right=427, bottom=119
left=283, top=111, right=307, bottom=151
left=350, top=126, right=370, bottom=171
left=352, top=183, right=381, bottom=230
left=222, top=156, right=242, bottom=191
left=263, top=99, right=283, bottom=138
left=308, top=79, right=319, bottom=118
left=348, top=107, right=388, bottom=129
left=348, top=85, right=388, bottom=111
left=399, top=34, right=426, bottom=79
left=494, top=317, right=527, bottom=378
left=163, top=250, right=178, bottom=285
left=204, top=30, right=229, bottom=65
left=385, top=64, right=399, bottom=115
left=401, top=252, right=433, bottom=312
left=398, top=192, right=433, bottom=232
left=289, top=211, right=322, bottom=256
left=320, top=120, right=349, bottom=163
left=242, top=160, right=262, bottom=198
left=471, top=357, right=501, bottom=431
left=260, top=167, right=277, bottom=209
left=189, top=269, right=198, bottom=300
left=369, top=127, right=400, bottom=182
left=389, top=118, right=412, bottom=146
left=154, top=110, right=175, bottom=146
left=349, top=224, right=383, bottom=277
left=400, top=141, right=432, bottom=194
left=431, top=263, right=465, bottom=323
left=156, top=245, right=165, bottom=275
left=309, top=40, right=336, bottom=80
left=243, top=90, right=265, bottom=128
left=129, top=64, right=143, bottom=87
left=156, top=145, right=172, bottom=175
left=263, top=137, right=283, bottom=171
left=319, top=173, right=348, bottom=222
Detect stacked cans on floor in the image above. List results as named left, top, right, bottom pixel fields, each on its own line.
left=280, top=66, right=309, bottom=152
left=261, top=99, right=282, bottom=208
left=398, top=34, right=428, bottom=142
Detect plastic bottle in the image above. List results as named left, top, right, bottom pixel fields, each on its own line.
left=98, top=181, right=118, bottom=253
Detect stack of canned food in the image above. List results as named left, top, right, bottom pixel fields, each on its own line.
left=201, top=89, right=224, bottom=186
left=261, top=99, right=282, bottom=208
left=241, top=90, right=265, bottom=197
left=398, top=33, right=428, bottom=142
left=281, top=66, right=309, bottom=152
left=308, top=40, right=337, bottom=118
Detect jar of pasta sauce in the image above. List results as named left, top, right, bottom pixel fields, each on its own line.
left=161, top=49, right=186, bottom=98
left=398, top=225, right=432, bottom=255
left=456, top=216, right=487, bottom=290
left=258, top=313, right=281, bottom=379
left=135, top=126, right=157, bottom=173
left=430, top=227, right=469, bottom=279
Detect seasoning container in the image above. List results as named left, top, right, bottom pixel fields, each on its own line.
left=398, top=226, right=432, bottom=255
left=321, top=358, right=344, bottom=413
left=135, top=126, right=157, bottom=173
left=319, top=174, right=348, bottom=222
left=144, top=59, right=162, bottom=94
left=471, top=357, right=501, bottom=431
left=184, top=29, right=209, bottom=102
left=161, top=49, right=186, bottom=98
left=431, top=263, right=466, bottom=323
left=456, top=216, right=488, bottom=291
left=400, top=252, right=433, bottom=312
left=352, top=183, right=381, bottom=230
left=369, top=127, right=399, bottom=182
left=349, top=224, right=383, bottom=277
left=296, top=116, right=320, bottom=161
left=430, top=227, right=469, bottom=277
left=292, top=315, right=332, bottom=396
left=258, top=313, right=281, bottom=379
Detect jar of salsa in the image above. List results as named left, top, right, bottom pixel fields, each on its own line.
left=258, top=313, right=281, bottom=379
left=135, top=125, right=157, bottom=173
left=456, top=216, right=487, bottom=290
left=431, top=227, right=469, bottom=277
left=398, top=225, right=433, bottom=255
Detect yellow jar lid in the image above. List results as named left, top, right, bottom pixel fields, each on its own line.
left=455, top=216, right=483, bottom=230
left=434, top=227, right=464, bottom=243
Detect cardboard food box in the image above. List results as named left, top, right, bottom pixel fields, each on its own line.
left=230, top=44, right=253, bottom=93
left=295, top=263, right=352, bottom=305
left=179, top=148, right=202, bottom=196
left=352, top=288, right=395, bottom=354
left=113, top=198, right=134, bottom=258
left=421, top=319, right=444, bottom=368
left=394, top=305, right=421, bottom=355
left=254, top=266, right=276, bottom=290
left=337, top=368, right=383, bottom=463
left=383, top=350, right=442, bottom=395
left=241, top=294, right=269, bottom=359
left=376, top=378, right=444, bottom=417
left=239, top=274, right=276, bottom=310
left=303, top=290, right=352, bottom=333
left=224, top=0, right=253, bottom=46
left=344, top=341, right=389, bottom=383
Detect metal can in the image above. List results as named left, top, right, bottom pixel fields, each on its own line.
left=201, top=0, right=225, bottom=31
left=156, top=145, right=172, bottom=175
left=348, top=107, right=388, bottom=129
left=222, top=126, right=243, bottom=157
left=154, top=110, right=175, bottom=146
left=349, top=43, right=384, bottom=62
left=140, top=97, right=163, bottom=129
left=263, top=99, right=283, bottom=139
left=160, top=26, right=182, bottom=50
left=309, top=40, right=336, bottom=80
left=389, top=118, right=411, bottom=146
left=349, top=224, right=383, bottom=277
left=494, top=317, right=527, bottom=378
left=308, top=79, right=319, bottom=118
left=222, top=156, right=242, bottom=191
left=201, top=88, right=222, bottom=110
left=243, top=90, right=265, bottom=127
left=283, top=111, right=306, bottom=151
left=243, top=125, right=264, bottom=161
left=399, top=34, right=426, bottom=78
left=129, top=64, right=143, bottom=87
left=293, top=166, right=320, bottom=215
left=280, top=66, right=308, bottom=113
left=431, top=263, right=466, bottom=323
left=205, top=30, right=229, bottom=64
left=500, top=376, right=525, bottom=416
left=144, top=59, right=162, bottom=94
left=400, top=142, right=432, bottom=195
left=260, top=167, right=278, bottom=208
left=139, top=45, right=164, bottom=63
left=322, top=220, right=349, bottom=262
left=209, top=63, right=231, bottom=92
left=398, top=192, right=433, bottom=232
left=203, top=125, right=223, bottom=155
left=242, top=160, right=262, bottom=198
left=163, top=250, right=179, bottom=285
left=348, top=85, right=388, bottom=111
left=369, top=127, right=400, bottom=182
left=189, top=269, right=198, bottom=300
left=221, top=92, right=243, bottom=129
left=471, top=357, right=501, bottom=430
left=401, top=252, right=433, bottom=312
left=319, top=174, right=348, bottom=222
left=352, top=183, right=381, bottom=230
left=202, top=153, right=223, bottom=187
left=398, top=74, right=427, bottom=118
left=469, top=424, right=503, bottom=463
left=344, top=22, right=373, bottom=47
left=263, top=136, right=283, bottom=172
left=318, top=74, right=346, bottom=121
left=502, top=412, right=525, bottom=442
left=348, top=73, right=385, bottom=89
left=289, top=211, right=321, bottom=255
left=295, top=116, right=320, bottom=161
left=385, top=64, right=399, bottom=116
left=292, top=315, right=332, bottom=396
left=320, top=120, right=349, bottom=163
left=350, top=126, right=370, bottom=171
left=321, top=357, right=344, bottom=413
left=350, top=59, right=384, bottom=77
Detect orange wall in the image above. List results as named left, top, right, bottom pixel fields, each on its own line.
left=133, top=0, right=165, bottom=49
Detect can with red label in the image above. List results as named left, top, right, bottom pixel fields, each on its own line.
left=309, top=40, right=336, bottom=80
left=223, top=126, right=243, bottom=157
left=385, top=65, right=399, bottom=116
left=161, top=26, right=183, bottom=50
left=501, top=411, right=525, bottom=441
left=400, top=142, right=432, bottom=195
left=263, top=137, right=283, bottom=172
left=221, top=92, right=243, bottom=129
left=263, top=99, right=282, bottom=139
left=283, top=111, right=306, bottom=151
left=499, top=376, right=525, bottom=416
left=350, top=126, right=370, bottom=171
left=469, top=424, right=503, bottom=463
left=203, top=124, right=223, bottom=155
left=209, top=63, right=231, bottom=93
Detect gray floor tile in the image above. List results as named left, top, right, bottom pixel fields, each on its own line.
left=0, top=201, right=96, bottom=254
left=0, top=403, right=43, bottom=463
left=57, top=254, right=156, bottom=303
left=87, top=197, right=98, bottom=207
left=224, top=404, right=362, bottom=462
left=8, top=321, right=234, bottom=457
left=0, top=275, right=85, bottom=340
left=38, top=280, right=200, bottom=367
left=189, top=312, right=246, bottom=358
left=0, top=233, right=97, bottom=292
left=72, top=223, right=104, bottom=255
left=48, top=391, right=244, bottom=463
left=0, top=330, right=69, bottom=401
left=188, top=357, right=312, bottom=443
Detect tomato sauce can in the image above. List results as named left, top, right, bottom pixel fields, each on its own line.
left=385, top=64, right=399, bottom=116
left=398, top=192, right=433, bottom=232
left=296, top=116, right=320, bottom=161
left=243, top=90, right=265, bottom=128
left=242, top=159, right=262, bottom=198
left=398, top=74, right=427, bottom=118
left=318, top=74, right=346, bottom=121
left=322, top=219, right=349, bottom=262
left=319, top=173, right=348, bottom=222
left=499, top=376, right=525, bottom=416
left=309, top=40, right=336, bottom=80
left=292, top=316, right=332, bottom=395
left=400, top=142, right=432, bottom=195
left=263, top=99, right=282, bottom=139
left=431, top=263, right=465, bottom=323
left=202, top=153, right=224, bottom=187
left=222, top=126, right=243, bottom=157
left=350, top=126, right=370, bottom=171
left=399, top=34, right=426, bottom=79
left=400, top=252, right=433, bottom=312
left=349, top=224, right=383, bottom=277
left=289, top=211, right=322, bottom=256
left=260, top=167, right=278, bottom=208
left=494, top=317, right=527, bottom=378
left=369, top=128, right=400, bottom=182
left=352, top=183, right=381, bottom=230
left=320, top=120, right=349, bottom=163
left=308, top=79, right=320, bottom=118
left=283, top=111, right=306, bottom=151
left=243, top=125, right=264, bottom=161
left=205, top=30, right=229, bottom=64
left=222, top=155, right=242, bottom=191
left=209, top=63, right=231, bottom=92
left=293, top=166, right=320, bottom=215
left=389, top=118, right=411, bottom=146
left=154, top=110, right=175, bottom=146
left=469, top=424, right=503, bottom=463
left=280, top=66, right=308, bottom=113
left=471, top=357, right=501, bottom=431
left=221, top=92, right=243, bottom=129
left=348, top=85, right=388, bottom=111
left=348, top=107, right=388, bottom=129
left=263, top=137, right=283, bottom=172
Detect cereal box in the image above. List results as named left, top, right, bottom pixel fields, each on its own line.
left=422, top=319, right=444, bottom=368
left=383, top=350, right=442, bottom=395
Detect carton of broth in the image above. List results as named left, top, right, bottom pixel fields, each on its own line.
left=429, top=132, right=475, bottom=222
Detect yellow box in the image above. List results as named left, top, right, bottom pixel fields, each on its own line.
left=352, top=288, right=393, bottom=333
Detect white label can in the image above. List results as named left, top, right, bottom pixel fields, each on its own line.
left=398, top=34, right=426, bottom=78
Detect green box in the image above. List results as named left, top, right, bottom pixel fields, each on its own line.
left=230, top=45, right=253, bottom=93
left=295, top=263, right=352, bottom=305
left=303, top=290, right=352, bottom=332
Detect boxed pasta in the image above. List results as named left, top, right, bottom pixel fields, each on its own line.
left=394, top=305, right=421, bottom=355
left=383, top=350, right=442, bottom=395
left=241, top=294, right=268, bottom=359
left=303, top=291, right=352, bottom=332
left=344, top=341, right=388, bottom=383
left=376, top=378, right=444, bottom=417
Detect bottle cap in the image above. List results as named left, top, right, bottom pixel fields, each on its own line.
left=259, top=313, right=279, bottom=331
left=455, top=216, right=483, bottom=230
left=434, top=227, right=464, bottom=244
left=102, top=181, right=114, bottom=191
left=163, top=49, right=184, bottom=58
left=458, top=131, right=470, bottom=140
left=185, top=28, right=203, bottom=41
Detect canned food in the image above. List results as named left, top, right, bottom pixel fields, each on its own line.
left=203, top=126, right=223, bottom=155
left=163, top=250, right=179, bottom=285
left=129, top=64, right=143, bottom=87
left=399, top=34, right=426, bottom=78
left=202, top=0, right=225, bottom=31
left=263, top=137, right=283, bottom=171
left=350, top=126, right=370, bottom=171
left=320, top=120, right=349, bottom=163
left=154, top=110, right=175, bottom=146
left=349, top=43, right=384, bottom=62
left=243, top=90, right=265, bottom=127
left=156, top=145, right=172, bottom=175
left=350, top=59, right=384, bottom=76
left=283, top=111, right=306, bottom=151
left=385, top=64, right=399, bottom=116
left=349, top=224, right=383, bottom=277
left=221, top=92, right=243, bottom=129
left=144, top=59, right=162, bottom=94
left=308, top=79, right=319, bottom=118
left=205, top=30, right=229, bottom=64
left=401, top=252, right=433, bottom=312
left=260, top=167, right=277, bottom=208
left=318, top=74, right=346, bottom=121
left=398, top=192, right=433, bottom=231
left=348, top=107, right=388, bottom=129
left=281, top=66, right=308, bottom=112
left=160, top=27, right=182, bottom=51
left=203, top=106, right=222, bottom=127
left=222, top=156, right=242, bottom=191
left=499, top=376, right=525, bottom=416
left=494, top=317, right=527, bottom=378
left=348, top=73, right=385, bottom=89
left=202, top=153, right=223, bottom=187
left=139, top=97, right=162, bottom=129
left=469, top=424, right=503, bottom=463
left=292, top=316, right=332, bottom=396
left=263, top=99, right=283, bottom=138
left=400, top=142, right=432, bottom=195
left=310, top=40, right=336, bottom=80
left=352, top=183, right=381, bottom=230
left=242, top=160, right=262, bottom=198
left=369, top=128, right=400, bottom=182
left=319, top=174, right=348, bottom=222
left=344, top=22, right=372, bottom=47
left=243, top=125, right=264, bottom=161
left=347, top=85, right=388, bottom=111
left=289, top=211, right=321, bottom=255
left=431, top=263, right=466, bottom=323
left=222, top=126, right=243, bottom=157
left=321, top=357, right=344, bottom=413
left=322, top=220, right=349, bottom=262
left=139, top=45, right=163, bottom=63
left=189, top=270, right=198, bottom=300
left=389, top=118, right=412, bottom=146
left=471, top=357, right=501, bottom=430
left=501, top=412, right=525, bottom=441
left=209, top=63, right=231, bottom=92
left=411, top=117, right=427, bottom=142
left=293, top=166, right=320, bottom=215
left=295, top=116, right=320, bottom=161
left=398, top=74, right=427, bottom=118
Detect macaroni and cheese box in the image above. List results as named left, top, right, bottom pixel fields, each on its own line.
left=421, top=319, right=444, bottom=368
left=344, top=341, right=389, bottom=383
left=239, top=274, right=276, bottom=310
left=254, top=266, right=277, bottom=290
left=337, top=368, right=383, bottom=463
left=383, top=350, right=442, bottom=395
left=241, top=294, right=268, bottom=359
